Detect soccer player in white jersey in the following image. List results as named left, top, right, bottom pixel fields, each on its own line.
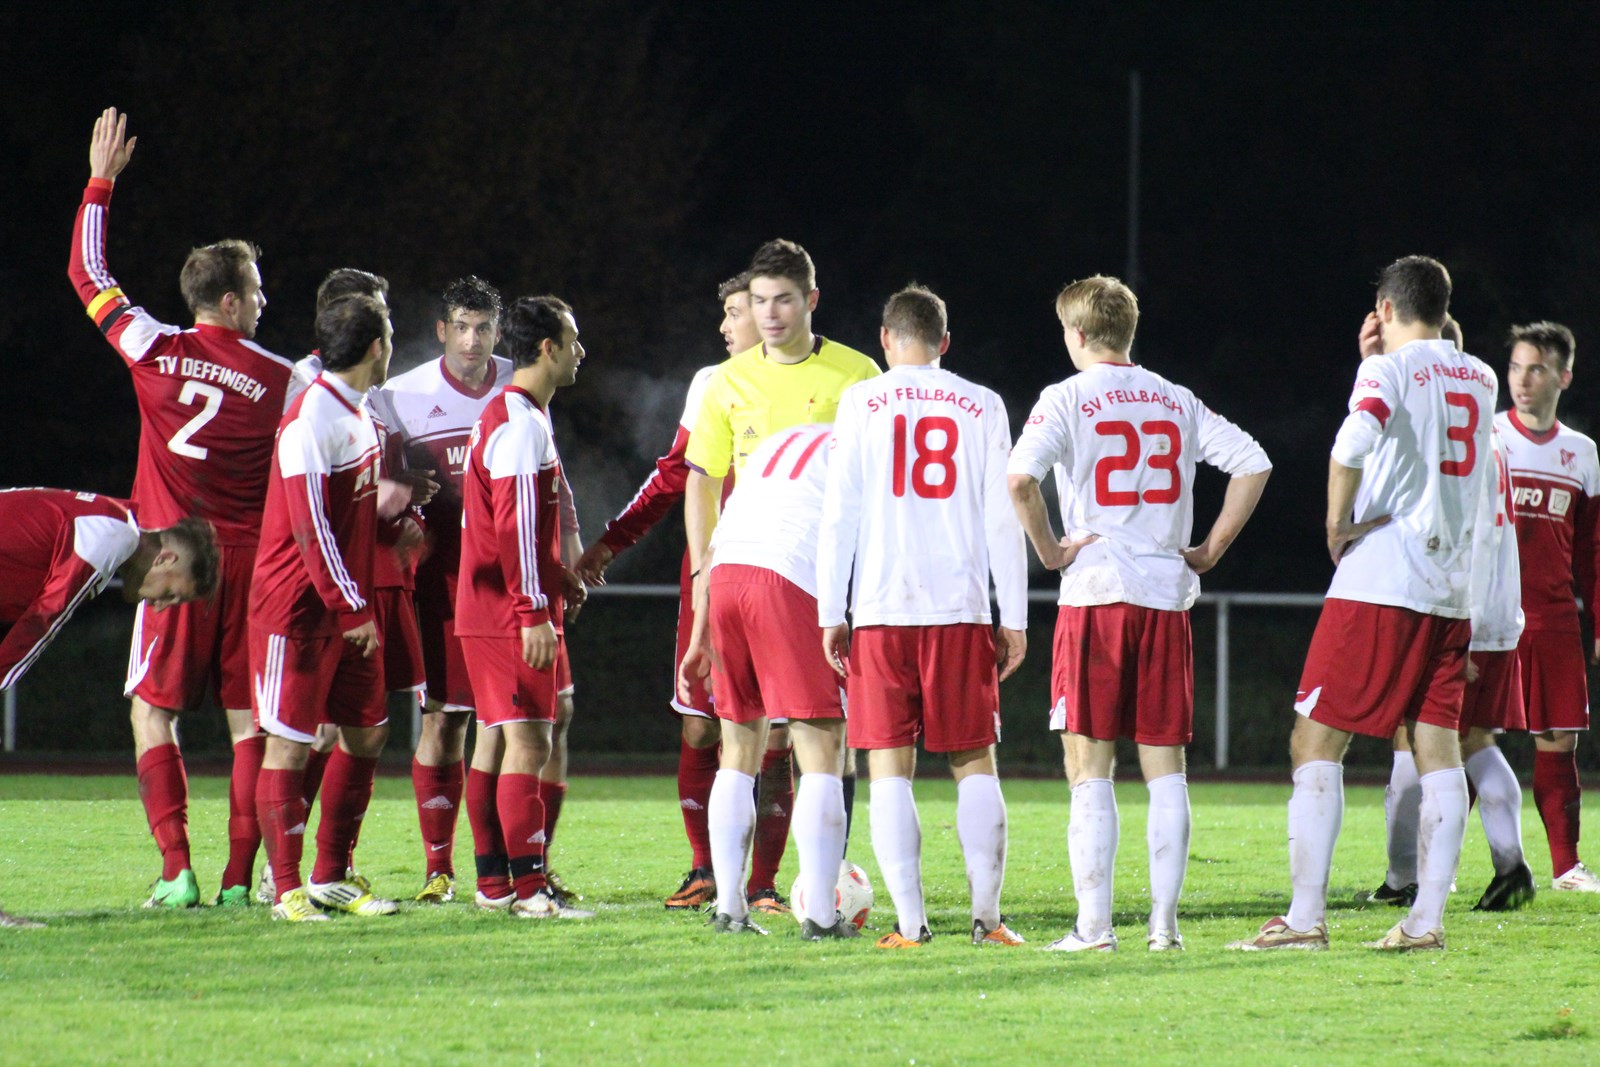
left=818, top=286, right=1029, bottom=949
left=1008, top=276, right=1271, bottom=952
left=1369, top=318, right=1535, bottom=912
left=1495, top=321, right=1600, bottom=893
left=679, top=421, right=846, bottom=937
left=1229, top=256, right=1496, bottom=952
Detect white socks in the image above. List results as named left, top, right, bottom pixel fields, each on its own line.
left=1466, top=746, right=1526, bottom=875
left=870, top=776, right=926, bottom=936
left=956, top=774, right=1008, bottom=928
left=708, top=769, right=755, bottom=921
left=1068, top=778, right=1118, bottom=939
left=1146, top=773, right=1190, bottom=935
left=1286, top=760, right=1343, bottom=932
left=1407, top=767, right=1468, bottom=938
left=792, top=772, right=846, bottom=925
left=1383, top=750, right=1421, bottom=889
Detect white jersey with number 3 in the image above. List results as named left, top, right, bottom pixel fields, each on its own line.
left=817, top=365, right=1026, bottom=630
left=711, top=423, right=831, bottom=596
left=1008, top=361, right=1271, bottom=611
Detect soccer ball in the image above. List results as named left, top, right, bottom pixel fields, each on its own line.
left=790, top=861, right=874, bottom=929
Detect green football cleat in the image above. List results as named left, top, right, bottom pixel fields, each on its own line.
left=213, top=885, right=252, bottom=908
left=144, top=869, right=201, bottom=909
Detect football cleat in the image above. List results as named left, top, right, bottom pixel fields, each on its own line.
left=1225, top=916, right=1328, bottom=952
left=874, top=924, right=932, bottom=949
left=510, top=888, right=595, bottom=920
left=256, top=864, right=276, bottom=907
left=1360, top=881, right=1418, bottom=907
left=1147, top=929, right=1185, bottom=952
left=143, top=869, right=201, bottom=909
left=972, top=918, right=1026, bottom=946
left=475, top=887, right=515, bottom=911
left=545, top=870, right=582, bottom=907
left=0, top=909, right=45, bottom=929
left=665, top=867, right=716, bottom=909
left=1364, top=921, right=1445, bottom=951
left=1042, top=927, right=1118, bottom=952
left=414, top=872, right=456, bottom=905
left=800, top=913, right=860, bottom=940
left=213, top=885, right=252, bottom=908
left=270, top=887, right=330, bottom=922
left=307, top=877, right=398, bottom=916
left=1473, top=863, right=1536, bottom=912
left=747, top=886, right=791, bottom=916
left=709, top=912, right=769, bottom=935
left=1552, top=862, right=1600, bottom=893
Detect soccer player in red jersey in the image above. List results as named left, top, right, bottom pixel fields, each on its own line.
left=456, top=296, right=594, bottom=919
left=577, top=273, right=801, bottom=912
left=250, top=295, right=399, bottom=922
left=69, top=108, right=294, bottom=909
left=1496, top=321, right=1600, bottom=893
left=0, top=488, right=216, bottom=929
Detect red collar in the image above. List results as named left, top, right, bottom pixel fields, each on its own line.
left=1507, top=408, right=1560, bottom=444
left=440, top=355, right=497, bottom=399
left=193, top=322, right=245, bottom=340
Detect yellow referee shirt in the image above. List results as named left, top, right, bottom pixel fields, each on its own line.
left=685, top=336, right=880, bottom=477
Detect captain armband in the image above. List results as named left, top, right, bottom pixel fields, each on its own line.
left=86, top=288, right=130, bottom=333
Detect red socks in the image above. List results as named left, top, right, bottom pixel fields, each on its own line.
left=678, top=738, right=718, bottom=869
left=256, top=767, right=308, bottom=899
left=311, top=748, right=378, bottom=885
left=137, top=743, right=191, bottom=880
left=302, top=746, right=332, bottom=808
left=1534, top=749, right=1583, bottom=877
left=498, top=772, right=548, bottom=899
left=539, top=778, right=567, bottom=848
left=414, top=758, right=465, bottom=877
left=467, top=768, right=509, bottom=897
left=749, top=746, right=794, bottom=892
left=221, top=735, right=265, bottom=888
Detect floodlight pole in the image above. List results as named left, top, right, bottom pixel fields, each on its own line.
left=1126, top=69, right=1141, bottom=290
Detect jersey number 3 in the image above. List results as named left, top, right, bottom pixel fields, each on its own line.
left=1095, top=420, right=1182, bottom=506
left=167, top=381, right=225, bottom=460
left=891, top=415, right=959, bottom=499
left=1440, top=392, right=1478, bottom=477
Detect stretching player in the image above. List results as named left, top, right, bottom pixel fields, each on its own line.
left=0, top=490, right=216, bottom=929
left=578, top=273, right=801, bottom=912
left=679, top=423, right=845, bottom=936
left=1008, top=277, right=1271, bottom=952
left=69, top=108, right=293, bottom=908
left=456, top=295, right=593, bottom=919
left=252, top=295, right=399, bottom=921
left=1230, top=257, right=1494, bottom=952
left=820, top=286, right=1030, bottom=949
left=1497, top=321, right=1600, bottom=892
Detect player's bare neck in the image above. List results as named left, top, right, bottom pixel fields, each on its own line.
left=1516, top=405, right=1559, bottom=434
left=329, top=365, right=377, bottom=396
left=1079, top=348, right=1132, bottom=370
left=765, top=334, right=818, bottom=366
left=116, top=534, right=161, bottom=603
left=446, top=354, right=490, bottom=390
left=513, top=366, right=556, bottom=408
left=193, top=310, right=236, bottom=333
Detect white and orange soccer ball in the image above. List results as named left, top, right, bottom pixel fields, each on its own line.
left=790, top=861, right=874, bottom=930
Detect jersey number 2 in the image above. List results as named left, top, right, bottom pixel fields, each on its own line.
left=1439, top=392, right=1478, bottom=477
left=168, top=381, right=225, bottom=460
left=892, top=415, right=959, bottom=499
left=1094, top=420, right=1182, bottom=506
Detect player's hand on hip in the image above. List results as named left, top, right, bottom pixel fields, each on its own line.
left=575, top=542, right=613, bottom=587
left=343, top=620, right=380, bottom=659
left=1048, top=533, right=1097, bottom=571
left=521, top=622, right=558, bottom=670
left=89, top=107, right=137, bottom=181
left=822, top=624, right=851, bottom=679
left=1358, top=312, right=1384, bottom=359
left=1326, top=513, right=1389, bottom=565
left=995, top=627, right=1027, bottom=682
left=1180, top=540, right=1222, bottom=574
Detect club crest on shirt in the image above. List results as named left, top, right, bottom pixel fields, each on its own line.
left=1560, top=448, right=1576, bottom=470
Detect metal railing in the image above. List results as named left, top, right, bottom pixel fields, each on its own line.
left=3, top=585, right=1326, bottom=765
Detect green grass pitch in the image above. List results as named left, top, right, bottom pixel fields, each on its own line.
left=0, top=774, right=1595, bottom=1064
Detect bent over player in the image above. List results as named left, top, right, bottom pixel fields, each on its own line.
left=69, top=108, right=293, bottom=908
left=1008, top=276, right=1271, bottom=952
left=1230, top=256, right=1495, bottom=952
left=819, top=286, right=1030, bottom=949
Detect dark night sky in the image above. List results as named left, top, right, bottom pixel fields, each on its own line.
left=5, top=0, right=1598, bottom=590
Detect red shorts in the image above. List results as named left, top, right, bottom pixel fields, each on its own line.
left=673, top=550, right=713, bottom=717
left=1518, top=628, right=1590, bottom=733
left=1459, top=649, right=1526, bottom=734
left=373, top=586, right=425, bottom=694
left=460, top=634, right=569, bottom=727
left=1294, top=599, right=1470, bottom=739
left=708, top=564, right=841, bottom=725
left=249, top=627, right=387, bottom=744
left=1049, top=604, right=1192, bottom=746
left=847, top=623, right=999, bottom=753
left=417, top=599, right=475, bottom=712
left=127, top=542, right=255, bottom=711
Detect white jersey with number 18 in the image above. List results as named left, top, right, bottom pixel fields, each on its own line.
left=1008, top=361, right=1270, bottom=612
